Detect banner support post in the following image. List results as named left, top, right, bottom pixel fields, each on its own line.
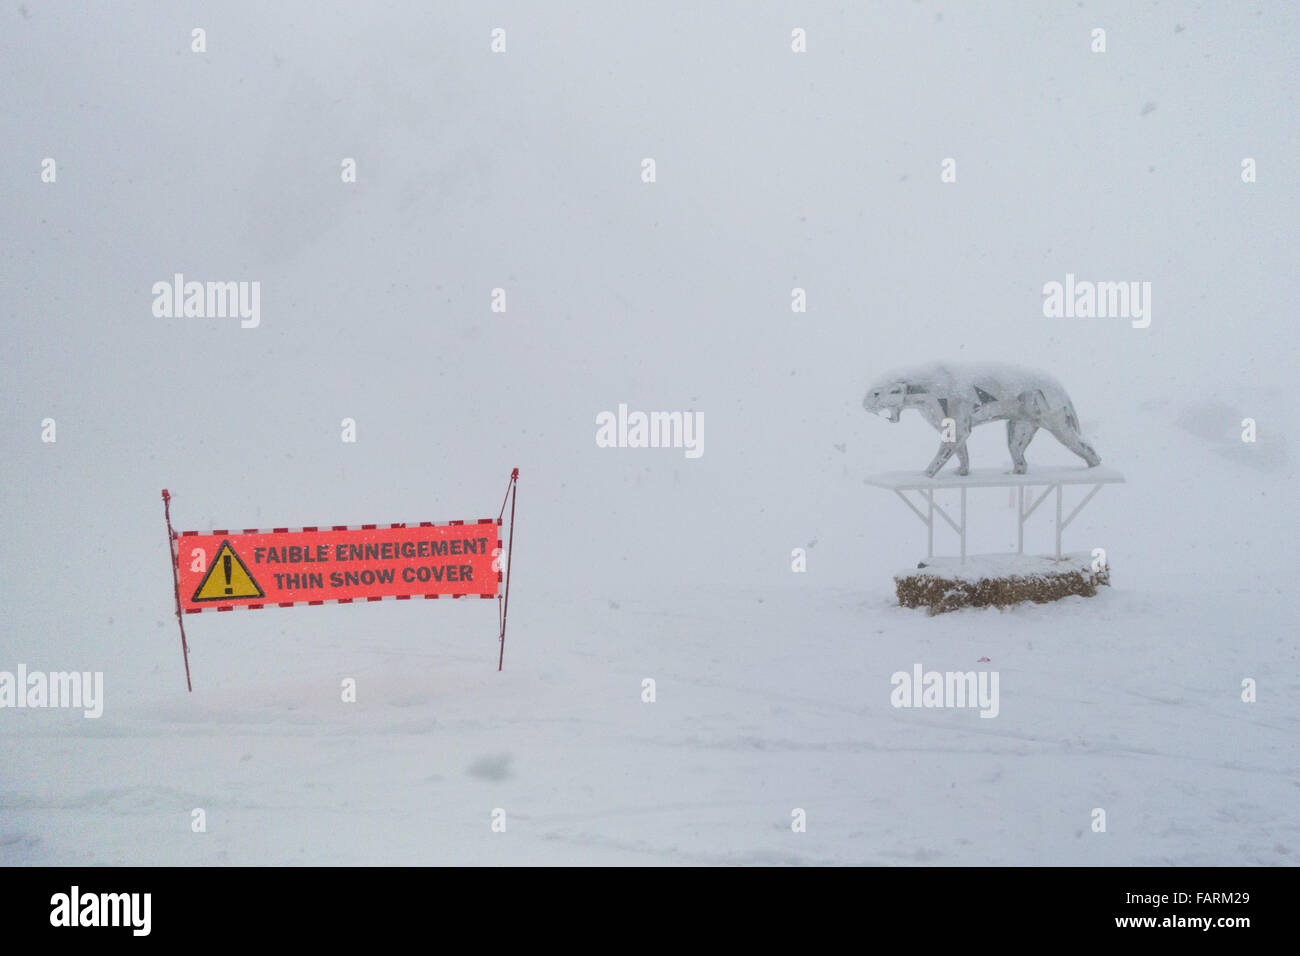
left=498, top=468, right=518, bottom=671
left=161, top=489, right=193, bottom=692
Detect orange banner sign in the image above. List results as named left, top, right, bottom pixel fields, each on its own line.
left=175, top=520, right=501, bottom=613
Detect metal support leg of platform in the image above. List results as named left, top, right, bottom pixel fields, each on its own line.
left=1013, top=481, right=1108, bottom=560
left=1019, top=483, right=1056, bottom=556
left=1017, top=486, right=1025, bottom=553
left=1055, top=485, right=1063, bottom=559
left=926, top=490, right=934, bottom=558
left=894, top=488, right=966, bottom=562
left=877, top=469, right=1121, bottom=564
left=960, top=487, right=966, bottom=563
left=1059, top=482, right=1106, bottom=559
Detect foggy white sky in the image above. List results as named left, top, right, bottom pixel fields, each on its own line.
left=3, top=3, right=1297, bottom=680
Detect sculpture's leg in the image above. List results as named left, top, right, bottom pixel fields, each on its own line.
left=1007, top=420, right=1037, bottom=474
left=1047, top=421, right=1101, bottom=467
left=926, top=419, right=970, bottom=477
left=924, top=443, right=955, bottom=477
left=956, top=441, right=970, bottom=476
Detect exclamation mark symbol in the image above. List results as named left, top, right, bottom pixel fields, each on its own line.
left=223, top=553, right=233, bottom=594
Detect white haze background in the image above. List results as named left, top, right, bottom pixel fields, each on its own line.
left=2, top=2, right=1297, bottom=864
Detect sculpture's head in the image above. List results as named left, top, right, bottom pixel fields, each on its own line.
left=863, top=375, right=906, bottom=423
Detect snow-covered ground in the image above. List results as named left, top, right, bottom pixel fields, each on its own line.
left=2, top=2, right=1297, bottom=865
left=5, top=398, right=1296, bottom=866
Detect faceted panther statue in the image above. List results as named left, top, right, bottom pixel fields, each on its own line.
left=863, top=362, right=1101, bottom=476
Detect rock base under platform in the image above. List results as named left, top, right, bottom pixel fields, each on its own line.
left=895, top=552, right=1110, bottom=615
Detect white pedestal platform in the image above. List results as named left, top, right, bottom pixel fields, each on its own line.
left=865, top=466, right=1125, bottom=561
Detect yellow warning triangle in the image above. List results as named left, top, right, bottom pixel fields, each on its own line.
left=192, top=541, right=264, bottom=602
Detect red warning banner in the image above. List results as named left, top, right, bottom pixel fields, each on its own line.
left=175, top=520, right=501, bottom=614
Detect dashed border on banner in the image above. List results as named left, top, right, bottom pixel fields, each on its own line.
left=178, top=518, right=503, bottom=614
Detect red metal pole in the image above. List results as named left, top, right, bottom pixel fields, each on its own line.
left=498, top=469, right=518, bottom=671
left=161, top=489, right=193, bottom=692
